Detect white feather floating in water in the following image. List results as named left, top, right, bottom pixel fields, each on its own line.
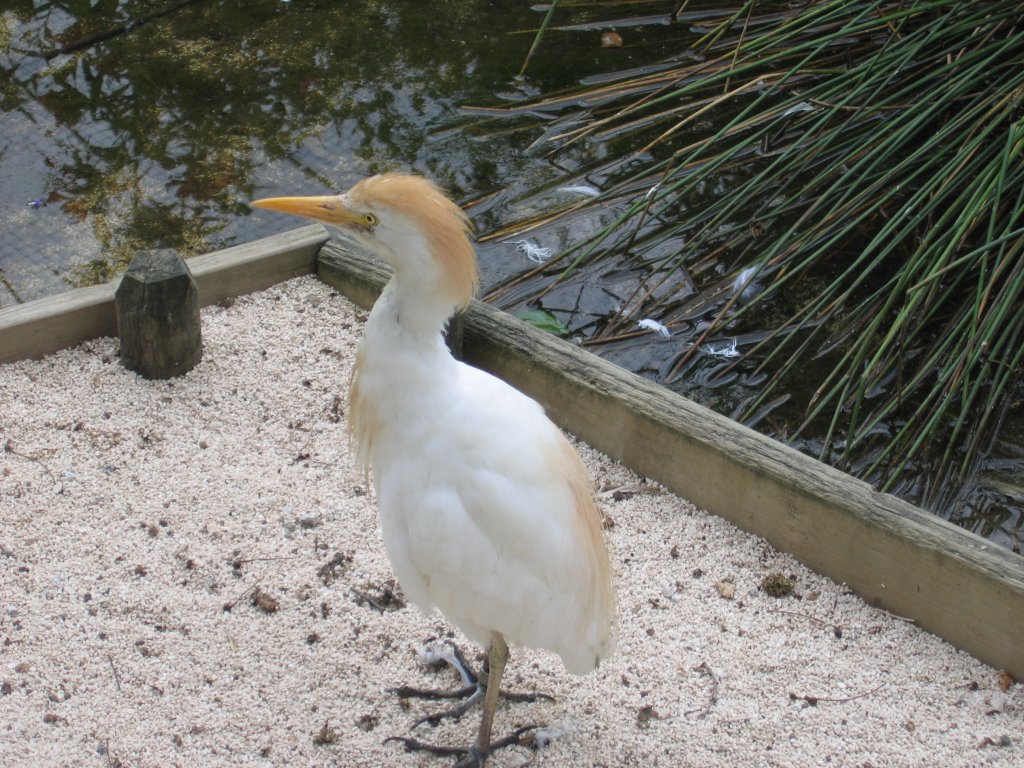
left=638, top=318, right=671, bottom=338
left=782, top=101, right=816, bottom=117
left=703, top=338, right=740, bottom=358
left=510, top=239, right=555, bottom=264
left=731, top=266, right=761, bottom=303
left=558, top=184, right=601, bottom=197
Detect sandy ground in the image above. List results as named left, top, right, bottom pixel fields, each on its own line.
left=1, top=274, right=1020, bottom=768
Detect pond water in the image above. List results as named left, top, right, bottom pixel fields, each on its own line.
left=1, top=0, right=1020, bottom=551
left=1, top=0, right=672, bottom=301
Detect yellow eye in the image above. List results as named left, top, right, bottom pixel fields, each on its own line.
left=363, top=212, right=378, bottom=228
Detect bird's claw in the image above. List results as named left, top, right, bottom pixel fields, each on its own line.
left=384, top=639, right=554, bottom=764
left=411, top=684, right=484, bottom=727
left=397, top=681, right=553, bottom=728
left=452, top=745, right=486, bottom=768
left=389, top=639, right=553, bottom=727
left=384, top=725, right=542, bottom=766
left=388, top=683, right=480, bottom=702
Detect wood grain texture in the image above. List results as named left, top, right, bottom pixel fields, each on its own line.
left=319, top=238, right=1024, bottom=679
left=187, top=224, right=327, bottom=307
left=115, top=250, right=203, bottom=379
left=0, top=225, right=327, bottom=363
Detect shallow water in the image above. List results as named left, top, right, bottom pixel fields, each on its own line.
left=0, top=0, right=682, bottom=303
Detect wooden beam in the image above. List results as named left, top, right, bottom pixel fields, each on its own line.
left=187, top=224, right=327, bottom=307
left=0, top=225, right=327, bottom=364
left=319, top=239, right=1024, bottom=680
left=0, top=281, right=116, bottom=366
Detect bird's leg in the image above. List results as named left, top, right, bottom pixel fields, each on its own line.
left=389, top=639, right=482, bottom=727
left=458, top=633, right=509, bottom=766
left=385, top=634, right=548, bottom=766
left=390, top=638, right=551, bottom=728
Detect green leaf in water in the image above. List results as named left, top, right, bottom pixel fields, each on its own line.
left=516, top=308, right=569, bottom=337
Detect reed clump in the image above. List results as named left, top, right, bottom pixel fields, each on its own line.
left=487, top=1, right=1024, bottom=517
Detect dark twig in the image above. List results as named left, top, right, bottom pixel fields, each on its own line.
left=107, top=654, right=122, bottom=692
left=790, top=681, right=886, bottom=706
left=685, top=661, right=719, bottom=718
left=228, top=555, right=300, bottom=566
left=769, top=608, right=843, bottom=637
left=224, top=582, right=260, bottom=611
left=3, top=439, right=55, bottom=480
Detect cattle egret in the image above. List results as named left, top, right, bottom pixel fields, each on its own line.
left=251, top=173, right=616, bottom=766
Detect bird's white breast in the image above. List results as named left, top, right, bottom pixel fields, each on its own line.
left=350, top=306, right=615, bottom=673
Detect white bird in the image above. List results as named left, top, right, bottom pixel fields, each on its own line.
left=251, top=173, right=616, bottom=766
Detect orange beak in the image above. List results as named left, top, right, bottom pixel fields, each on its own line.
left=250, top=194, right=367, bottom=229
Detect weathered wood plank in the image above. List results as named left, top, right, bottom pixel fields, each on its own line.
left=319, top=238, right=1024, bottom=679
left=187, top=224, right=327, bottom=307
left=0, top=225, right=327, bottom=364
left=0, top=282, right=118, bottom=365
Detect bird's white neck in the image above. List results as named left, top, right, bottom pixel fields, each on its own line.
left=367, top=276, right=460, bottom=348
left=347, top=276, right=460, bottom=473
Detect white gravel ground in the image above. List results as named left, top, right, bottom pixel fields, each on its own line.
left=1, top=274, right=1020, bottom=768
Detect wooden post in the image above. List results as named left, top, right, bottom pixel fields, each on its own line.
left=115, top=249, right=202, bottom=379
left=445, top=312, right=465, bottom=359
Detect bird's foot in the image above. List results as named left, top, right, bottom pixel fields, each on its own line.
left=385, top=725, right=541, bottom=766
left=389, top=639, right=553, bottom=728
left=398, top=683, right=485, bottom=728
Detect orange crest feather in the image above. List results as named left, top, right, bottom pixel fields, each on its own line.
left=349, top=173, right=479, bottom=308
